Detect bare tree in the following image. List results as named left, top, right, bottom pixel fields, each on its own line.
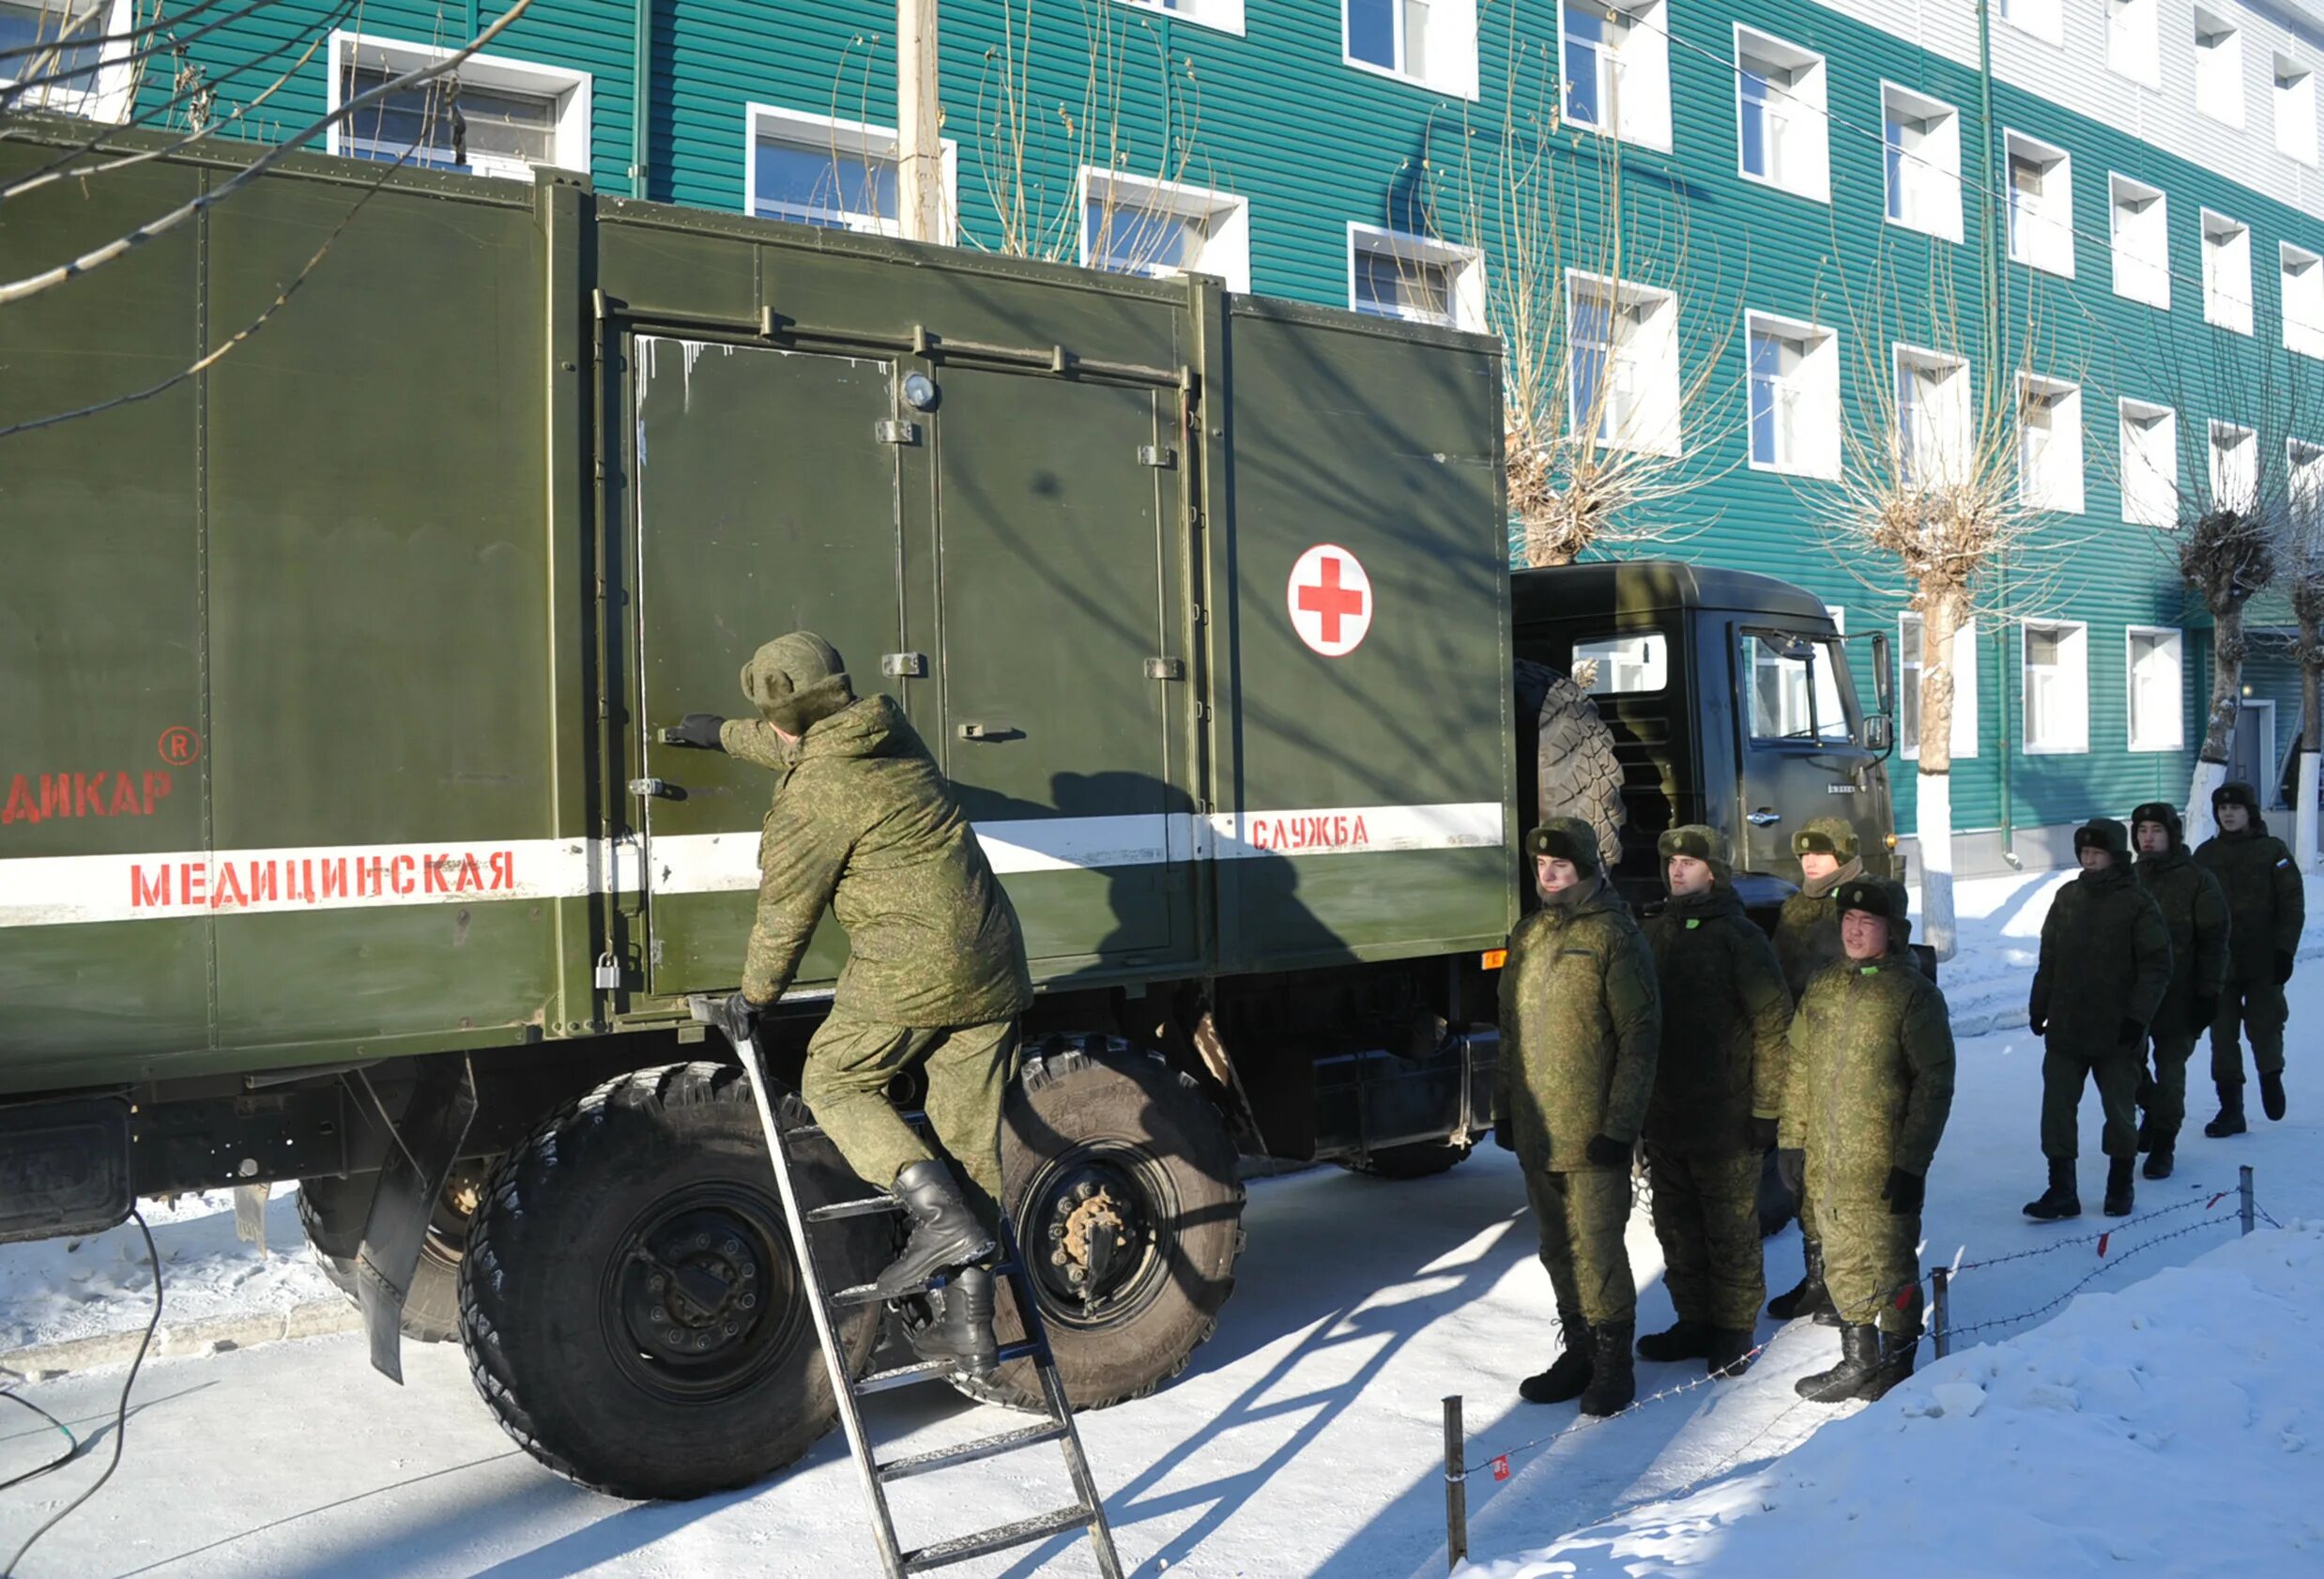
left=2284, top=463, right=2324, bottom=867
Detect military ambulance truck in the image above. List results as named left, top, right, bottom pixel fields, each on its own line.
left=0, top=124, right=1894, bottom=1499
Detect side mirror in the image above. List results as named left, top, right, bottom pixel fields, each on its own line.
left=1870, top=631, right=1894, bottom=712
left=1863, top=714, right=1894, bottom=753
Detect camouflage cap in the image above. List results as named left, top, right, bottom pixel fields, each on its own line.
left=1524, top=816, right=1602, bottom=877
left=2212, top=779, right=2262, bottom=814
left=2130, top=801, right=2183, bottom=848
left=1834, top=876, right=1909, bottom=925
left=1656, top=823, right=1734, bottom=883
left=1791, top=815, right=1859, bottom=861
left=2073, top=817, right=2132, bottom=861
left=741, top=631, right=856, bottom=736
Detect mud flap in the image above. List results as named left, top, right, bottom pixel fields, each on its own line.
left=358, top=1059, right=477, bottom=1383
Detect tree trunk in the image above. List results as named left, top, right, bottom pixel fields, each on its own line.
left=2185, top=606, right=2246, bottom=847
left=2298, top=590, right=2323, bottom=872
left=1916, top=588, right=1965, bottom=960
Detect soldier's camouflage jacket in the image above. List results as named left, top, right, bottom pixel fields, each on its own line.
left=1641, top=882, right=1792, bottom=1154
left=1496, top=881, right=1661, bottom=1172
left=1774, top=864, right=1859, bottom=1000
left=2194, top=821, right=2305, bottom=984
left=2134, top=845, right=2231, bottom=1038
left=1779, top=944, right=1954, bottom=1194
left=2029, top=865, right=2173, bottom=1055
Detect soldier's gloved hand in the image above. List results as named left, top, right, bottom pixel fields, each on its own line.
left=1751, top=1115, right=1780, bottom=1152
left=1583, top=1133, right=1630, bottom=1169
left=1880, top=1166, right=1925, bottom=1216
left=2027, top=1010, right=2048, bottom=1037
left=2116, top=1016, right=2146, bottom=1048
left=723, top=989, right=768, bottom=1041
left=2192, top=994, right=2219, bottom=1027
left=665, top=713, right=728, bottom=750
left=2275, top=950, right=2296, bottom=986
left=1775, top=1147, right=1806, bottom=1198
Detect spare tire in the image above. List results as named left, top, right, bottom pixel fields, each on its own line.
left=1516, top=658, right=1626, bottom=870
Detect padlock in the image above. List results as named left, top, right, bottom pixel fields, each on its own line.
left=594, top=951, right=620, bottom=989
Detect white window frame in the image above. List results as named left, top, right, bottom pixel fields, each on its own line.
left=743, top=104, right=958, bottom=240
left=1557, top=0, right=1672, bottom=152
left=1346, top=223, right=1486, bottom=330
left=2108, top=173, right=2170, bottom=310
left=1744, top=310, right=1840, bottom=479
left=2202, top=209, right=2255, bottom=335
left=1880, top=82, right=1963, bottom=243
left=2118, top=398, right=2179, bottom=528
left=2005, top=130, right=2074, bottom=279
left=1894, top=342, right=1974, bottom=488
left=2017, top=373, right=2085, bottom=515
left=2021, top=619, right=2090, bottom=755
left=0, top=0, right=132, bottom=119
left=1078, top=169, right=1250, bottom=293
left=1567, top=269, right=1681, bottom=456
left=2276, top=54, right=2317, bottom=164
left=2290, top=437, right=2324, bottom=533
left=2210, top=420, right=2259, bottom=514
left=2107, top=0, right=2161, bottom=88
left=2000, top=0, right=2063, bottom=45
left=1734, top=26, right=1828, bottom=204
left=2285, top=243, right=2324, bottom=359
left=1898, top=612, right=1980, bottom=761
left=327, top=31, right=589, bottom=178
left=1341, top=0, right=1479, bottom=100
left=2125, top=625, right=2185, bottom=753
left=1114, top=0, right=1245, bottom=35
left=2194, top=8, right=2246, bottom=128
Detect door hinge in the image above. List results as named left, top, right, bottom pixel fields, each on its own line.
left=1138, top=443, right=1177, bottom=469
left=875, top=419, right=922, bottom=446
left=1190, top=602, right=1206, bottom=625
left=880, top=652, right=928, bottom=679
left=1145, top=657, right=1185, bottom=681
left=1195, top=702, right=1212, bottom=722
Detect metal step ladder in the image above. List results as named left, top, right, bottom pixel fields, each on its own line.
left=694, top=997, right=1123, bottom=1578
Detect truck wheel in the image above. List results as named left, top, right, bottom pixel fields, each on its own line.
left=456, top=1062, right=884, bottom=1500
left=296, top=1173, right=470, bottom=1345
left=1338, top=1139, right=1475, bottom=1180
left=952, top=1039, right=1244, bottom=1414
left=1516, top=659, right=1627, bottom=870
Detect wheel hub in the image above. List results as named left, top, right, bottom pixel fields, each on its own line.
left=613, top=1200, right=786, bottom=1383
left=1036, top=1162, right=1156, bottom=1316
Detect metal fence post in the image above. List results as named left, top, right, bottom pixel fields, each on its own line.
left=2240, top=1165, right=2255, bottom=1235
left=1443, top=1395, right=1468, bottom=1572
left=1930, top=1265, right=1950, bottom=1359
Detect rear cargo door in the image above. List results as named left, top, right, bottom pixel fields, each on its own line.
left=631, top=338, right=904, bottom=997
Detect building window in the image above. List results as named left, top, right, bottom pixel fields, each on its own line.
left=2000, top=0, right=2062, bottom=43
left=1746, top=312, right=1839, bottom=478
left=2210, top=421, right=2258, bottom=513
left=1344, top=0, right=1478, bottom=99
left=1347, top=224, right=1485, bottom=330
left=329, top=32, right=589, bottom=179
left=2127, top=627, right=2184, bottom=752
left=1081, top=170, right=1250, bottom=292
left=2277, top=55, right=2317, bottom=163
left=2005, top=131, right=2073, bottom=277
left=1896, top=345, right=1972, bottom=487
left=2118, top=400, right=2178, bottom=527
left=2107, top=0, right=2160, bottom=86
left=2017, top=374, right=2085, bottom=514
left=2284, top=245, right=2324, bottom=359
left=2194, top=8, right=2245, bottom=128
left=1568, top=271, right=1680, bottom=454
left=1735, top=27, right=1827, bottom=202
left=2022, top=621, right=2089, bottom=754
left=1116, top=0, right=1245, bottom=35
left=747, top=106, right=959, bottom=238
left=2202, top=210, right=2254, bottom=335
left=2291, top=438, right=2324, bottom=531
left=0, top=0, right=129, bottom=119
left=1882, top=84, right=1962, bottom=242
left=1899, top=613, right=1980, bottom=760
left=2108, top=175, right=2169, bottom=309
left=1560, top=0, right=1671, bottom=150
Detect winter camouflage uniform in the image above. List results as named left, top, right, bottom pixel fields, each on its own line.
left=2131, top=804, right=2230, bottom=1152
left=1498, top=818, right=1661, bottom=1328
left=2030, top=820, right=2174, bottom=1161
left=1770, top=815, right=1861, bottom=1247
left=2194, top=784, right=2304, bottom=1091
left=1641, top=828, right=1791, bottom=1332
left=1780, top=880, right=1954, bottom=1337
left=726, top=634, right=1033, bottom=1223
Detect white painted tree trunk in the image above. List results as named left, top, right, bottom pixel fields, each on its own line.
left=2300, top=752, right=2320, bottom=874
left=1919, top=768, right=1955, bottom=960
left=2185, top=758, right=2228, bottom=850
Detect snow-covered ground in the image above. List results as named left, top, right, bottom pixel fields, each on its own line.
left=0, top=864, right=2316, bottom=1577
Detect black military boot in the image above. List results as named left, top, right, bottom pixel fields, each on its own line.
left=1767, top=1238, right=1834, bottom=1323
left=1578, top=1320, right=1636, bottom=1417
left=1519, top=1311, right=1593, bottom=1404
left=1795, top=1324, right=1879, bottom=1403
left=873, top=1161, right=998, bottom=1298
left=1859, top=1326, right=1919, bottom=1402
left=2260, top=1069, right=2287, bottom=1122
left=1705, top=1328, right=1756, bottom=1378
left=2102, top=1157, right=2135, bottom=1217
left=2023, top=1158, right=2081, bottom=1220
left=1634, top=1319, right=1714, bottom=1362
left=2204, top=1083, right=2248, bottom=1138
left=2143, top=1145, right=2175, bottom=1180
left=905, top=1265, right=999, bottom=1378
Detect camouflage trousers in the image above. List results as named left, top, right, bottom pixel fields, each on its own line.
left=1644, top=1145, right=1765, bottom=1330
left=1817, top=1194, right=1922, bottom=1338
left=1522, top=1163, right=1636, bottom=1326
left=2137, top=1031, right=2198, bottom=1149
left=800, top=1006, right=1020, bottom=1232
left=2041, top=1045, right=2143, bottom=1160
left=2211, top=980, right=2288, bottom=1084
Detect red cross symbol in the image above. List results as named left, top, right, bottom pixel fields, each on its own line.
left=1286, top=544, right=1373, bottom=656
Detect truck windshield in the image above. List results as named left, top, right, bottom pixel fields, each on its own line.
left=1743, top=631, right=1857, bottom=744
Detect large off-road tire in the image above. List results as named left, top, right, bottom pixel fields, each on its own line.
left=1337, top=1139, right=1475, bottom=1180
left=296, top=1174, right=464, bottom=1345
left=1514, top=658, right=1626, bottom=870
left=951, top=1038, right=1245, bottom=1414
left=456, top=1062, right=884, bottom=1500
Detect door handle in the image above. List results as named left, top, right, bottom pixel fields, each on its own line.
left=956, top=723, right=1024, bottom=742
left=629, top=776, right=688, bottom=801
left=1747, top=808, right=1781, bottom=827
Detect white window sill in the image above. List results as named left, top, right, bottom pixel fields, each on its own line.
left=1886, top=213, right=1964, bottom=245
left=2206, top=314, right=2255, bottom=337
left=2198, top=106, right=2247, bottom=130
left=1567, top=117, right=1671, bottom=154
left=1747, top=454, right=1840, bottom=481
left=2112, top=285, right=2171, bottom=312
left=2011, top=252, right=2076, bottom=280
left=2023, top=742, right=2090, bottom=756
left=1339, top=53, right=1478, bottom=101
left=2002, top=18, right=2065, bottom=46
left=2107, top=65, right=2162, bottom=91
left=1739, top=166, right=1829, bottom=206
left=1114, top=0, right=1245, bottom=36
left=2128, top=741, right=2184, bottom=754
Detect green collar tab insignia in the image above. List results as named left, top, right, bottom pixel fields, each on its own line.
left=1685, top=918, right=1701, bottom=929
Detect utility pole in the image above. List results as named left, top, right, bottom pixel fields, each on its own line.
left=897, top=0, right=942, bottom=242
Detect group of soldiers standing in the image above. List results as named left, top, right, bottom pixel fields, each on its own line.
left=1494, top=814, right=1954, bottom=1416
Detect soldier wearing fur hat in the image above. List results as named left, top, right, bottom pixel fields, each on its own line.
left=2024, top=819, right=2173, bottom=1221
left=2130, top=803, right=2230, bottom=1178
left=2193, top=781, right=2303, bottom=1133
left=1780, top=878, right=1953, bottom=1404
left=1496, top=817, right=1662, bottom=1417
left=1637, top=827, right=1792, bottom=1379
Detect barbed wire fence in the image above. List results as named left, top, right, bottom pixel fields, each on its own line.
left=1438, top=1164, right=2276, bottom=1571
